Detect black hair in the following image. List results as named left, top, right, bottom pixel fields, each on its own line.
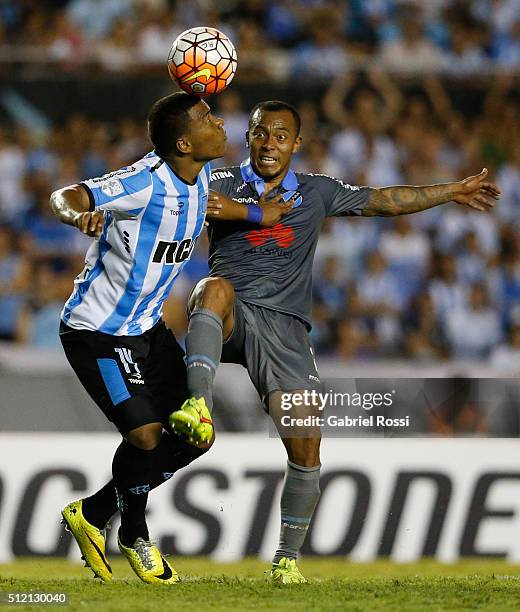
left=147, top=92, right=202, bottom=158
left=248, top=100, right=301, bottom=136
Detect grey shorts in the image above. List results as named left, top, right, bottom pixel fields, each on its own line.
left=222, top=297, right=321, bottom=404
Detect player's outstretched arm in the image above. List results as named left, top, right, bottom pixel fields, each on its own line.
left=363, top=168, right=501, bottom=217
left=207, top=190, right=295, bottom=227
left=50, top=185, right=104, bottom=237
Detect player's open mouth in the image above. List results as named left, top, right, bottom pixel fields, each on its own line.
left=259, top=156, right=277, bottom=166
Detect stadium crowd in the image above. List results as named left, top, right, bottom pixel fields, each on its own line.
left=0, top=0, right=519, bottom=366
left=0, top=0, right=519, bottom=74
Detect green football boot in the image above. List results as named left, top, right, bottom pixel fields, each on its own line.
left=169, top=397, right=213, bottom=445
left=269, top=557, right=307, bottom=585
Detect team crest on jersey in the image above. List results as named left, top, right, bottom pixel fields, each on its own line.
left=283, top=190, right=303, bottom=208
left=101, top=178, right=124, bottom=197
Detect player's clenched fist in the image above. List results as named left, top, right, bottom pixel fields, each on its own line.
left=257, top=192, right=295, bottom=227
left=74, top=211, right=104, bottom=237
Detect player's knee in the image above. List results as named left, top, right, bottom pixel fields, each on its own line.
left=125, top=422, right=163, bottom=450
left=192, top=277, right=234, bottom=314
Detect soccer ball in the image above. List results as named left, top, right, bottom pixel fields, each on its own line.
left=167, top=27, right=237, bottom=97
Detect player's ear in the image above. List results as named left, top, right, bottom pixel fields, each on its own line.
left=176, top=137, right=191, bottom=155
left=292, top=135, right=302, bottom=154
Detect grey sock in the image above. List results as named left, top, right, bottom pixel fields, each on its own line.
left=185, top=308, right=223, bottom=411
left=273, top=460, right=321, bottom=564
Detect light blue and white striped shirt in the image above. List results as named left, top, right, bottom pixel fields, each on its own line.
left=62, top=152, right=209, bottom=336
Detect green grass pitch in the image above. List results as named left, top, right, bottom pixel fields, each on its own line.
left=2, top=558, right=520, bottom=611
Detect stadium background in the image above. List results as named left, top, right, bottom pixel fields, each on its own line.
left=1, top=0, right=520, bottom=570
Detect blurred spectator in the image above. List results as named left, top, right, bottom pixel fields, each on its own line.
left=324, top=70, right=403, bottom=184
left=216, top=91, right=248, bottom=149
left=81, top=123, right=112, bottom=178
left=496, top=146, right=520, bottom=226
left=15, top=264, right=69, bottom=348
left=351, top=251, right=404, bottom=350
left=47, top=8, right=86, bottom=66
left=235, top=19, right=270, bottom=80
left=334, top=319, right=375, bottom=360
left=0, top=225, right=30, bottom=341
left=491, top=322, right=520, bottom=370
left=473, top=0, right=520, bottom=34
left=67, top=0, right=134, bottom=41
left=378, top=215, right=430, bottom=301
left=313, top=216, right=380, bottom=282
left=403, top=293, right=445, bottom=361
left=493, top=20, right=520, bottom=67
left=435, top=205, right=499, bottom=257
left=22, top=179, right=76, bottom=258
left=0, top=128, right=28, bottom=223
left=378, top=3, right=445, bottom=73
left=265, top=0, right=303, bottom=47
left=293, top=137, right=343, bottom=179
left=292, top=6, right=349, bottom=77
left=501, top=254, right=520, bottom=325
left=96, top=17, right=136, bottom=72
left=313, top=256, right=346, bottom=317
left=442, top=8, right=490, bottom=75
left=429, top=254, right=468, bottom=323
left=136, top=4, right=181, bottom=64
left=455, top=231, right=487, bottom=284
left=445, top=283, right=502, bottom=359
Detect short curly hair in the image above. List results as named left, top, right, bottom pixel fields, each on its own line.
left=148, top=92, right=201, bottom=158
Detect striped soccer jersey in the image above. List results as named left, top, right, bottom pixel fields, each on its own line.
left=62, top=152, right=209, bottom=336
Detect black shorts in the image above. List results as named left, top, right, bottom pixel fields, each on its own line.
left=60, top=320, right=188, bottom=434
left=221, top=297, right=321, bottom=405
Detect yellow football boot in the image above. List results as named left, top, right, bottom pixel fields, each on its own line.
left=169, top=397, right=213, bottom=445
left=118, top=534, right=179, bottom=584
left=61, top=499, right=112, bottom=582
left=269, top=557, right=307, bottom=585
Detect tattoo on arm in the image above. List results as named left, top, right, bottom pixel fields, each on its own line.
left=363, top=184, right=460, bottom=217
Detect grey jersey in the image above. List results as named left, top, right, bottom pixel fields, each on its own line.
left=209, top=159, right=370, bottom=327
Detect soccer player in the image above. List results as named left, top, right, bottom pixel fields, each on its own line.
left=51, top=92, right=233, bottom=585
left=169, top=100, right=501, bottom=583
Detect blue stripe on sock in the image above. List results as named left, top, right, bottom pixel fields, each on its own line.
left=186, top=354, right=218, bottom=370
left=281, top=514, right=311, bottom=525
left=97, top=358, right=131, bottom=405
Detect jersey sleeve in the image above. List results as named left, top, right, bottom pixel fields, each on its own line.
left=81, top=165, right=153, bottom=213
left=313, top=174, right=370, bottom=217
